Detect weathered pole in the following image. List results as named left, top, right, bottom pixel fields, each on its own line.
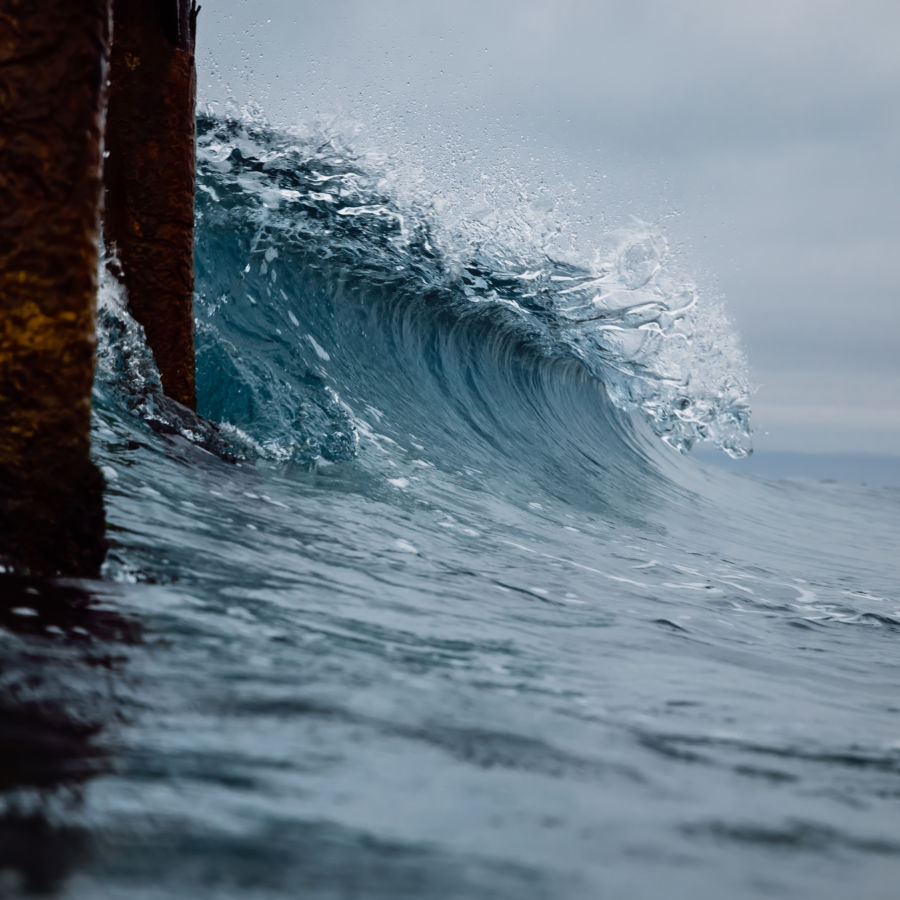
left=104, top=0, right=199, bottom=409
left=0, top=0, right=110, bottom=576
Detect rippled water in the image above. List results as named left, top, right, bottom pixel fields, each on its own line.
left=2, top=115, right=899, bottom=899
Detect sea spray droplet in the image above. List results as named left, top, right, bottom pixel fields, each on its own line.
left=618, top=232, right=665, bottom=290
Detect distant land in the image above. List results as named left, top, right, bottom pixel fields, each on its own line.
left=693, top=450, right=900, bottom=487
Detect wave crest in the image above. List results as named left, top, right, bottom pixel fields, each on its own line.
left=96, top=112, right=753, bottom=468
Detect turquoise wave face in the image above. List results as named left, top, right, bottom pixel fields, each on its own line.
left=95, top=113, right=755, bottom=521
left=183, top=113, right=750, bottom=464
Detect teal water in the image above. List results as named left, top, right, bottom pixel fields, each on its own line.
left=1, top=116, right=898, bottom=899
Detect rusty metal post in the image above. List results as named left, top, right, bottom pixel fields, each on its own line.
left=0, top=0, right=110, bottom=576
left=104, top=0, right=199, bottom=409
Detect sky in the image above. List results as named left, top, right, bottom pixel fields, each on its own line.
left=199, top=0, right=900, bottom=455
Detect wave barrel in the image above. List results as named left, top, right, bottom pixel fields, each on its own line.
left=0, top=0, right=110, bottom=576
left=104, top=0, right=198, bottom=409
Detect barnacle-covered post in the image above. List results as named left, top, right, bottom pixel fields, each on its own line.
left=104, top=0, right=199, bottom=409
left=0, top=0, right=110, bottom=576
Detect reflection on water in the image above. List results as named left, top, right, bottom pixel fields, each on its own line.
left=0, top=576, right=140, bottom=896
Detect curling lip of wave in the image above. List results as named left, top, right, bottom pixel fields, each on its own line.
left=97, top=112, right=753, bottom=465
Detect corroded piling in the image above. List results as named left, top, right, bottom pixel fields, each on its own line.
left=0, top=0, right=110, bottom=575
left=104, top=0, right=199, bottom=409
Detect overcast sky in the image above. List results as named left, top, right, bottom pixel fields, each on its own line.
left=200, top=0, right=900, bottom=454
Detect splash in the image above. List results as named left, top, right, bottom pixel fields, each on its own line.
left=95, top=112, right=752, bottom=466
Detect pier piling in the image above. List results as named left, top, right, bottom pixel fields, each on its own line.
left=104, top=0, right=199, bottom=409
left=0, top=0, right=111, bottom=576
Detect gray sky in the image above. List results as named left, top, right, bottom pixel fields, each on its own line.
left=200, top=0, right=900, bottom=454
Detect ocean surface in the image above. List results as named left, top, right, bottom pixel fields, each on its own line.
left=2, top=115, right=899, bottom=899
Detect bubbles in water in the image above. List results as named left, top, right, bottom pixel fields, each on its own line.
left=617, top=232, right=665, bottom=289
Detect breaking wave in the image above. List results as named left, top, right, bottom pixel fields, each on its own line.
left=95, top=112, right=752, bottom=493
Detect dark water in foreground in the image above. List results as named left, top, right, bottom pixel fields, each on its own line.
left=2, top=117, right=899, bottom=899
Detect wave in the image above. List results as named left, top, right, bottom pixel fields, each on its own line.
left=94, top=112, right=753, bottom=498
